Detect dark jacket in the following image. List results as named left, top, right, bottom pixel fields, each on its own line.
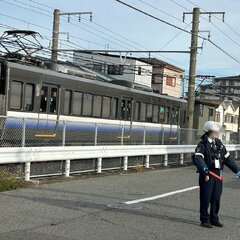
left=194, top=136, right=240, bottom=176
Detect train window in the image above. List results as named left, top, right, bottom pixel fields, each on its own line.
left=40, top=86, right=48, bottom=112
left=159, top=106, right=165, bottom=123
left=111, top=98, right=118, bottom=119
left=134, top=101, right=140, bottom=121
left=10, top=81, right=23, bottom=110
left=183, top=110, right=187, bottom=124
left=64, top=90, right=72, bottom=115
left=153, top=104, right=159, bottom=123
left=140, top=103, right=146, bottom=121
left=171, top=107, right=179, bottom=125
left=83, top=93, right=93, bottom=116
left=146, top=104, right=153, bottom=122
left=72, top=91, right=82, bottom=115
left=25, top=84, right=34, bottom=112
left=93, top=95, right=102, bottom=117
left=0, top=62, right=6, bottom=95
left=102, top=96, right=111, bottom=118
left=165, top=106, right=170, bottom=124
left=50, top=87, right=58, bottom=114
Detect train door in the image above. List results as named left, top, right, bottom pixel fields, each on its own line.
left=120, top=98, right=132, bottom=121
left=40, top=84, right=59, bottom=115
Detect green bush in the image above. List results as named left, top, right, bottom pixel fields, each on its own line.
left=0, top=172, right=23, bottom=192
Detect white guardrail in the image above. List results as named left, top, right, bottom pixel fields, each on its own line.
left=0, top=144, right=240, bottom=181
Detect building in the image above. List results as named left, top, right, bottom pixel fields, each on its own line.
left=193, top=100, right=218, bottom=130
left=194, top=99, right=239, bottom=143
left=139, top=58, right=184, bottom=98
left=73, top=51, right=153, bottom=90
left=197, top=75, right=240, bottom=101
left=73, top=52, right=184, bottom=98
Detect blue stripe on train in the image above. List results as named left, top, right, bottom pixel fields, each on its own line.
left=4, top=118, right=178, bottom=134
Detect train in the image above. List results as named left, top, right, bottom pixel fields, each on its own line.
left=0, top=57, right=187, bottom=147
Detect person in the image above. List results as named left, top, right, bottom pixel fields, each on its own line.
left=193, top=121, right=240, bottom=228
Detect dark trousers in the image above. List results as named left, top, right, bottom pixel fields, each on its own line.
left=199, top=170, right=223, bottom=223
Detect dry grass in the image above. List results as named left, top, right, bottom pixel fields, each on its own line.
left=135, top=162, right=143, bottom=173
left=0, top=171, right=23, bottom=192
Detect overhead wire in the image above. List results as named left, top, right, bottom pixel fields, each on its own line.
left=116, top=0, right=240, bottom=65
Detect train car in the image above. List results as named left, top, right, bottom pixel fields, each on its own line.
left=0, top=58, right=187, bottom=146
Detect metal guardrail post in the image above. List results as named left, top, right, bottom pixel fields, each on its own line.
left=65, top=159, right=70, bottom=177
left=164, top=154, right=168, bottom=167
left=62, top=120, right=66, bottom=146
left=161, top=127, right=165, bottom=145
left=143, top=126, right=146, bottom=145
left=123, top=156, right=128, bottom=171
left=94, top=123, right=98, bottom=146
left=145, top=155, right=150, bottom=168
left=121, top=124, right=124, bottom=145
left=97, top=157, right=102, bottom=173
left=25, top=162, right=31, bottom=181
left=180, top=153, right=184, bottom=165
left=22, top=118, right=26, bottom=147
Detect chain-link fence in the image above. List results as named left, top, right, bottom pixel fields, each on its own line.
left=0, top=116, right=238, bottom=148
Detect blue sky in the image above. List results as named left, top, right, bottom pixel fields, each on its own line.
left=1, top=0, right=240, bottom=77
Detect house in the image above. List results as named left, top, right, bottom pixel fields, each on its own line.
left=194, top=99, right=239, bottom=143
left=73, top=51, right=153, bottom=90
left=193, top=100, right=219, bottom=130
left=139, top=58, right=184, bottom=98
left=197, top=75, right=240, bottom=101
left=215, top=101, right=239, bottom=142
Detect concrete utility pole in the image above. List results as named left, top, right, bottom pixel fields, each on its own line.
left=51, top=9, right=60, bottom=64
left=183, top=8, right=225, bottom=143
left=51, top=9, right=92, bottom=68
left=186, top=8, right=200, bottom=131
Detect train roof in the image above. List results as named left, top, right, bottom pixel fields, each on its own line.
left=5, top=60, right=187, bottom=104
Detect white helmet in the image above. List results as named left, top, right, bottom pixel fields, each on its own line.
left=203, top=121, right=222, bottom=133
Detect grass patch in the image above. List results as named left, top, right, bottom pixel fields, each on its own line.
left=135, top=162, right=143, bottom=173
left=0, top=172, right=23, bottom=192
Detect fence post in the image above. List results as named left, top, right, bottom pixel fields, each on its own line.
left=62, top=120, right=66, bottom=146
left=161, top=127, right=165, bottom=145
left=121, top=124, right=124, bottom=145
left=180, top=153, right=184, bottom=165
left=22, top=118, right=26, bottom=147
left=143, top=126, right=146, bottom=145
left=94, top=122, right=98, bottom=146
left=25, top=162, right=31, bottom=181
left=164, top=154, right=168, bottom=167
left=97, top=157, right=102, bottom=173
left=65, top=159, right=70, bottom=177
left=123, top=156, right=128, bottom=171
left=177, top=128, right=181, bottom=145
left=235, top=150, right=238, bottom=160
left=145, top=155, right=150, bottom=168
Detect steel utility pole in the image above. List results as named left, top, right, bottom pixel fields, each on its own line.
left=51, top=9, right=92, bottom=69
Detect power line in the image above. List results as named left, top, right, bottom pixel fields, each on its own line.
left=115, top=0, right=240, bottom=65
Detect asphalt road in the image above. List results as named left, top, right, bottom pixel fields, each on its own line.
left=0, top=166, right=239, bottom=240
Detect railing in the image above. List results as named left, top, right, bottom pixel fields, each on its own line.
left=0, top=116, right=238, bottom=148
left=0, top=144, right=239, bottom=181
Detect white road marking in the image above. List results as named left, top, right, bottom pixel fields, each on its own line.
left=124, top=186, right=199, bottom=205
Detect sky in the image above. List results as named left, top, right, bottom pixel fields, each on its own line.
left=1, top=0, right=240, bottom=78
